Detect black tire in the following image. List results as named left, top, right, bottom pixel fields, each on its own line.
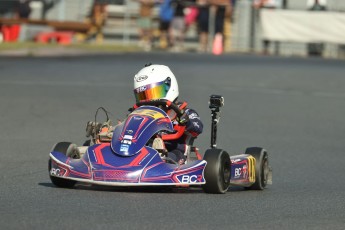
left=202, top=149, right=231, bottom=194
left=245, top=147, right=269, bottom=190
left=52, top=142, right=81, bottom=159
left=48, top=142, right=79, bottom=188
left=83, top=139, right=91, bottom=147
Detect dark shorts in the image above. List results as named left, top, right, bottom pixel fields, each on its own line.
left=159, top=20, right=170, bottom=31
left=198, top=7, right=209, bottom=33
left=198, top=6, right=226, bottom=33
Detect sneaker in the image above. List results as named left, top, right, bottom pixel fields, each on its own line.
left=152, top=137, right=166, bottom=150
left=152, top=137, right=168, bottom=157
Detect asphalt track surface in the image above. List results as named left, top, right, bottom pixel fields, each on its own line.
left=1, top=53, right=345, bottom=230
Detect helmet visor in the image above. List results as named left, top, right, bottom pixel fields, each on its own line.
left=134, top=79, right=171, bottom=102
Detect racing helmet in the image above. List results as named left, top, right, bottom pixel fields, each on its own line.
left=133, top=64, right=179, bottom=102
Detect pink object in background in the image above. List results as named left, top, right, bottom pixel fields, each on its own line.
left=212, top=33, right=223, bottom=55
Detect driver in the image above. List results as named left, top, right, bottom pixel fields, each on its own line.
left=133, top=64, right=203, bottom=164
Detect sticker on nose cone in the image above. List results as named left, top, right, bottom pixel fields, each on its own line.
left=177, top=175, right=203, bottom=183
left=120, top=144, right=129, bottom=152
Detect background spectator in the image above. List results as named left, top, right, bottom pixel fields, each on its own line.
left=307, top=0, right=327, bottom=56
left=158, top=0, right=174, bottom=49
left=197, top=0, right=231, bottom=53
left=307, top=0, right=327, bottom=9
left=184, top=0, right=198, bottom=34
left=136, top=0, right=156, bottom=51
left=253, top=0, right=282, bottom=55
left=170, top=0, right=186, bottom=52
left=197, top=0, right=209, bottom=52
left=39, top=0, right=60, bottom=20
left=86, top=0, right=108, bottom=44
left=0, top=1, right=18, bottom=18
left=18, top=0, right=32, bottom=19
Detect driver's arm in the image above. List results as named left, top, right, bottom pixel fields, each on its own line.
left=184, top=108, right=203, bottom=137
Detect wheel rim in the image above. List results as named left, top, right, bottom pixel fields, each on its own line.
left=67, top=146, right=80, bottom=159
left=222, top=160, right=231, bottom=186
left=69, top=149, right=79, bottom=159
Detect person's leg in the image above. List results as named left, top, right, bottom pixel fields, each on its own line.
left=142, top=17, right=153, bottom=51
left=175, top=17, right=185, bottom=51
left=212, top=6, right=226, bottom=54
left=263, top=39, right=270, bottom=55
left=168, top=149, right=186, bottom=165
left=198, top=7, right=209, bottom=52
left=170, top=17, right=185, bottom=51
left=215, top=6, right=226, bottom=35
left=199, top=32, right=208, bottom=52
left=170, top=17, right=178, bottom=49
left=137, top=18, right=145, bottom=46
left=153, top=138, right=185, bottom=164
left=159, top=20, right=170, bottom=49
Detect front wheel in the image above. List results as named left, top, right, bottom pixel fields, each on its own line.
left=202, top=149, right=231, bottom=194
left=49, top=142, right=79, bottom=188
left=245, top=147, right=269, bottom=190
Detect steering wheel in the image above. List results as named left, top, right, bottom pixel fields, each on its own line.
left=135, top=99, right=184, bottom=117
left=134, top=99, right=186, bottom=140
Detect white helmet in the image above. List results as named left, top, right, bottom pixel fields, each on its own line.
left=133, top=64, right=179, bottom=102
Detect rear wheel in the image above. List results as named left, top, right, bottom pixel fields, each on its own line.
left=202, top=149, right=231, bottom=194
left=245, top=147, right=269, bottom=190
left=49, top=142, right=79, bottom=188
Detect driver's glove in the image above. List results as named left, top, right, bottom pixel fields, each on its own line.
left=176, top=111, right=189, bottom=125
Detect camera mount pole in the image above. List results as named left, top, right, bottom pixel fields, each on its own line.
left=209, top=95, right=224, bottom=149
left=210, top=106, right=220, bottom=149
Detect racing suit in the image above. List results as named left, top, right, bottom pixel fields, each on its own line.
left=164, top=101, right=203, bottom=164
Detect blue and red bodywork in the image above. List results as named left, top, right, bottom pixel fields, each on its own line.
left=49, top=106, right=207, bottom=186
left=230, top=154, right=256, bottom=187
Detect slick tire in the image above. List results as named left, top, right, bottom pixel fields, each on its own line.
left=83, top=139, right=91, bottom=147
left=245, top=147, right=269, bottom=190
left=202, top=149, right=231, bottom=194
left=53, top=142, right=81, bottom=159
left=48, top=142, right=79, bottom=188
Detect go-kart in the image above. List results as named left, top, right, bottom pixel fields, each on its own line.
left=48, top=95, right=272, bottom=193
